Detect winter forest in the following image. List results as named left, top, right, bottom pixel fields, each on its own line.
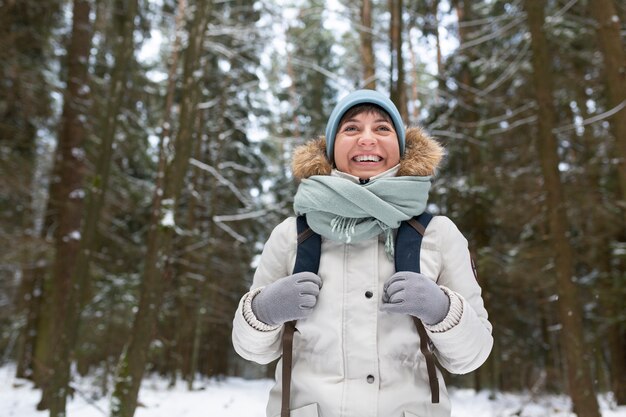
left=0, top=0, right=625, bottom=416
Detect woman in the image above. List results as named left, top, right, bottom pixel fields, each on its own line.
left=232, top=89, right=493, bottom=417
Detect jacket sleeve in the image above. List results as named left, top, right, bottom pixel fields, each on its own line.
left=231, top=217, right=297, bottom=364
left=427, top=216, right=493, bottom=374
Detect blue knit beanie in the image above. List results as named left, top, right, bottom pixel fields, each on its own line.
left=324, top=89, right=406, bottom=162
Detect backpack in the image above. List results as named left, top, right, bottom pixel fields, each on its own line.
left=280, top=213, right=440, bottom=417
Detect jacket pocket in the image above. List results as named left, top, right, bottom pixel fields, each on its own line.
left=403, top=412, right=419, bottom=417
left=273, top=403, right=320, bottom=417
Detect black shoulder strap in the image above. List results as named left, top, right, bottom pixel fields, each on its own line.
left=395, top=212, right=433, bottom=272
left=395, top=211, right=440, bottom=404
left=293, top=215, right=322, bottom=274
left=282, top=216, right=321, bottom=417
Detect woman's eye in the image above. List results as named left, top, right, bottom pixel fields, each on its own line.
left=343, top=125, right=358, bottom=132
left=377, top=125, right=392, bottom=132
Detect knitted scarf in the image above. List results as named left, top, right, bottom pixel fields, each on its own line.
left=293, top=175, right=431, bottom=258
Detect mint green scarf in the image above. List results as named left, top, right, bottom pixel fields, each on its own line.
left=293, top=175, right=431, bottom=258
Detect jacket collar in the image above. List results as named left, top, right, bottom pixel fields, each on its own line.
left=292, top=126, right=444, bottom=180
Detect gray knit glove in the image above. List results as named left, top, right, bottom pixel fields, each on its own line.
left=380, top=271, right=450, bottom=325
left=251, top=272, right=322, bottom=326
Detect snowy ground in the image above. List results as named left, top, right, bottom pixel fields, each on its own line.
left=1, top=365, right=624, bottom=417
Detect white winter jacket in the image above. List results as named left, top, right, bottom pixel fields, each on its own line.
left=232, top=128, right=493, bottom=417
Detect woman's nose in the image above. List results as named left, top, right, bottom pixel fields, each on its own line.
left=357, top=129, right=376, bottom=146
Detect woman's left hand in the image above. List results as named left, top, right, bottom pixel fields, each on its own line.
left=380, top=271, right=450, bottom=325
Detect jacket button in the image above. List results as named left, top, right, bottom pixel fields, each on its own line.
left=366, top=375, right=375, bottom=384
left=365, top=291, right=373, bottom=298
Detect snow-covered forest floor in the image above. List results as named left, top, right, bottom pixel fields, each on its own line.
left=2, top=365, right=624, bottom=417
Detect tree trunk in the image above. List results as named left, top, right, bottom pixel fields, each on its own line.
left=285, top=48, right=298, bottom=139
left=32, top=264, right=54, bottom=391
left=184, top=112, right=207, bottom=389
left=75, top=0, right=138, bottom=305
left=389, top=0, right=408, bottom=120
left=431, top=0, right=444, bottom=98
left=46, top=0, right=137, bottom=414
left=454, top=0, right=484, bottom=220
left=588, top=0, right=626, bottom=209
left=587, top=3, right=626, bottom=402
left=360, top=0, right=376, bottom=89
left=573, top=40, right=626, bottom=404
left=203, top=100, right=228, bottom=377
left=523, top=2, right=601, bottom=416
left=407, top=34, right=419, bottom=123
left=110, top=0, right=210, bottom=415
left=30, top=154, right=62, bottom=389
left=14, top=263, right=45, bottom=380
left=453, top=0, right=494, bottom=391
left=602, top=250, right=625, bottom=403
left=0, top=0, right=62, bottom=383
left=40, top=0, right=93, bottom=414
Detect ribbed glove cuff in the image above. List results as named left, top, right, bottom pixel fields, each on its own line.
left=424, top=286, right=463, bottom=333
left=242, top=287, right=281, bottom=332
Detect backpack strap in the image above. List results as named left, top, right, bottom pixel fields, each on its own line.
left=293, top=216, right=322, bottom=274
left=395, top=212, right=440, bottom=404
left=281, top=320, right=295, bottom=417
left=394, top=213, right=433, bottom=273
left=282, top=215, right=321, bottom=417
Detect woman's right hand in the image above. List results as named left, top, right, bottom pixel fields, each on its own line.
left=251, top=272, right=323, bottom=326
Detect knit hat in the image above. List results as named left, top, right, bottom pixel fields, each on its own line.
left=324, top=89, right=406, bottom=163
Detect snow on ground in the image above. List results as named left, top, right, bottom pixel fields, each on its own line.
left=1, top=365, right=625, bottom=417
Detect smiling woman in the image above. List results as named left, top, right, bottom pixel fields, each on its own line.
left=333, top=108, right=401, bottom=180
left=232, top=89, right=493, bottom=417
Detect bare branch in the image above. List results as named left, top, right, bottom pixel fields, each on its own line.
left=458, top=16, right=526, bottom=51
left=217, top=161, right=259, bottom=174
left=213, top=219, right=247, bottom=243
left=484, top=115, right=539, bottom=136
left=189, top=158, right=252, bottom=207
left=213, top=209, right=268, bottom=222
left=552, top=100, right=626, bottom=134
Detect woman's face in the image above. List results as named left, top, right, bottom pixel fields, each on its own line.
left=333, top=111, right=401, bottom=179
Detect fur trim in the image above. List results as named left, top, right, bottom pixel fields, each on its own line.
left=397, top=127, right=445, bottom=176
left=291, top=137, right=332, bottom=180
left=291, top=127, right=444, bottom=180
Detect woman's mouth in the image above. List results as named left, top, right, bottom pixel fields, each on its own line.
left=353, top=155, right=382, bottom=162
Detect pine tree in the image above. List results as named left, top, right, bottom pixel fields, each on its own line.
left=0, top=0, right=63, bottom=383
left=42, top=0, right=94, bottom=414
left=360, top=0, right=376, bottom=89
left=110, top=1, right=212, bottom=414
left=389, top=0, right=408, bottom=119
left=523, top=1, right=600, bottom=415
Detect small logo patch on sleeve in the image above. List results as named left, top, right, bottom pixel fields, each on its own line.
left=471, top=257, right=478, bottom=279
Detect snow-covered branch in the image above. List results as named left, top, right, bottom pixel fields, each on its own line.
left=213, top=219, right=247, bottom=243
left=189, top=157, right=252, bottom=207
left=552, top=100, right=626, bottom=134
left=213, top=209, right=268, bottom=223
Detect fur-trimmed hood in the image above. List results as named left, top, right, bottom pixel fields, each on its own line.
left=291, top=126, right=445, bottom=180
